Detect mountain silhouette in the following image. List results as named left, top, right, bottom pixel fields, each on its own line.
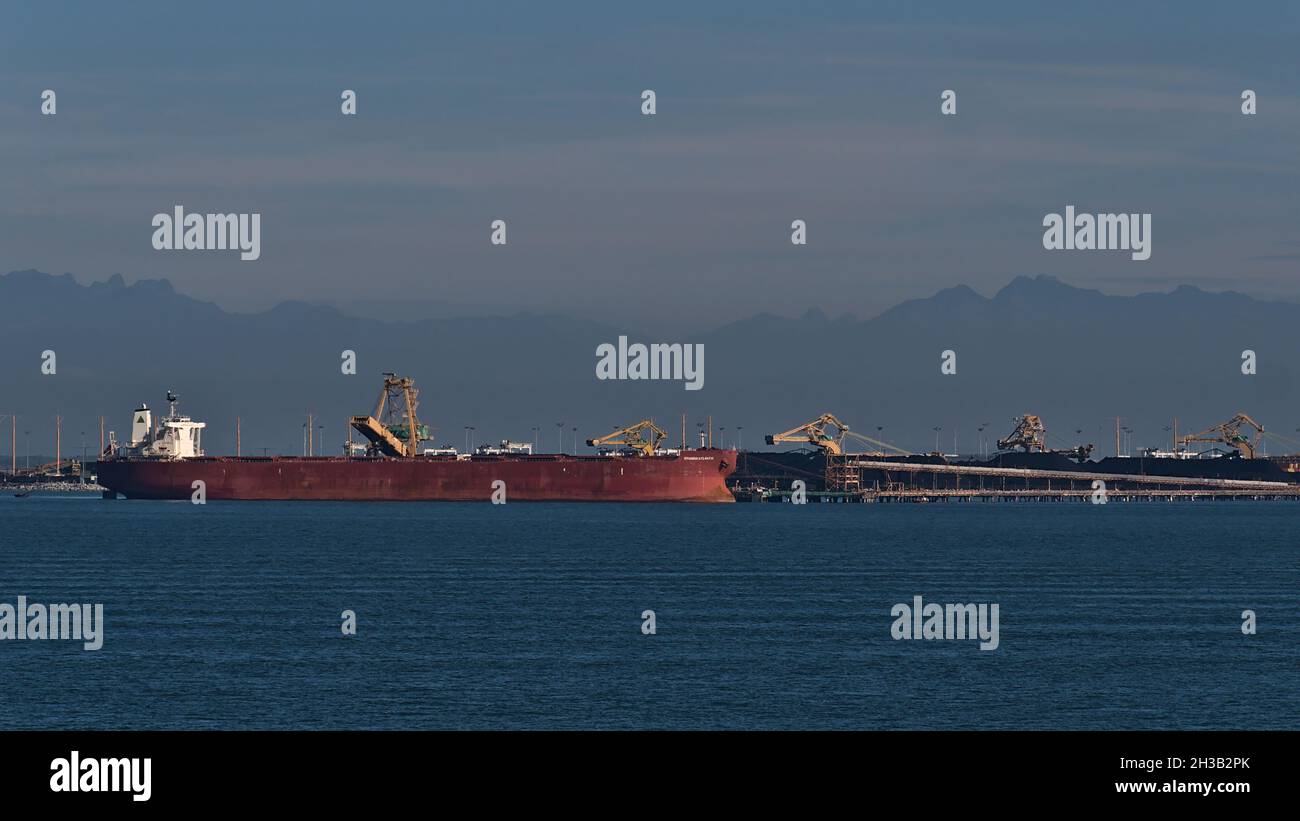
left=2, top=270, right=1295, bottom=458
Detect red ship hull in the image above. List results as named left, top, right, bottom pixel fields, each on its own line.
left=97, top=451, right=737, bottom=502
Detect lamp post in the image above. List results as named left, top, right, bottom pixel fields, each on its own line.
left=556, top=422, right=565, bottom=455
left=737, top=426, right=743, bottom=451
left=0, top=414, right=12, bottom=477
left=933, top=426, right=942, bottom=454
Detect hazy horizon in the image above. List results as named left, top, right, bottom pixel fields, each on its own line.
left=4, top=1, right=1299, bottom=333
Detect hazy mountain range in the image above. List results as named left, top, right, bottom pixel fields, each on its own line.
left=2, top=269, right=1296, bottom=458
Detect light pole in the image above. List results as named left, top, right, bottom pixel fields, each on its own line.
left=719, top=427, right=726, bottom=450
left=80, top=432, right=86, bottom=484
left=977, top=425, right=986, bottom=459
left=0, top=414, right=11, bottom=477
left=302, top=423, right=308, bottom=456
left=556, top=422, right=565, bottom=455
left=25, top=430, right=30, bottom=471
left=933, top=426, right=942, bottom=454
left=737, top=426, right=743, bottom=451
left=319, top=425, right=325, bottom=456
left=571, top=426, right=578, bottom=454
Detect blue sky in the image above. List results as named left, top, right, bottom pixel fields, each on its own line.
left=3, top=1, right=1298, bottom=330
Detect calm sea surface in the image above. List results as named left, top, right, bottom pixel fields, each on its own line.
left=0, top=495, right=1295, bottom=729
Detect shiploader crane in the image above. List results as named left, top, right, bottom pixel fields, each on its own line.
left=586, top=420, right=667, bottom=456
left=997, top=415, right=1048, bottom=453
left=1179, top=412, right=1264, bottom=459
left=996, top=414, right=1093, bottom=461
left=765, top=413, right=852, bottom=455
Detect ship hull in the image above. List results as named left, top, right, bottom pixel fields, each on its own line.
left=97, top=451, right=737, bottom=502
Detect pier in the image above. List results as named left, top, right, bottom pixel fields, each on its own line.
left=734, top=458, right=1300, bottom=502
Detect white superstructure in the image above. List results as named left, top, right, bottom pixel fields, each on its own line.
left=113, top=392, right=206, bottom=460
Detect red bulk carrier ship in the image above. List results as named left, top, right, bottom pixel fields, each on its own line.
left=97, top=376, right=736, bottom=503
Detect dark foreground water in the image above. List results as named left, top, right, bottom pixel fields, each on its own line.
left=0, top=495, right=1295, bottom=730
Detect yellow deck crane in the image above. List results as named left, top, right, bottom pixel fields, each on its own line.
left=764, top=413, right=852, bottom=455
left=586, top=420, right=667, bottom=456
left=1179, top=412, right=1265, bottom=459
left=349, top=373, right=430, bottom=457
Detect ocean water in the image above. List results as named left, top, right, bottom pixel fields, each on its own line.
left=0, top=494, right=1295, bottom=730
